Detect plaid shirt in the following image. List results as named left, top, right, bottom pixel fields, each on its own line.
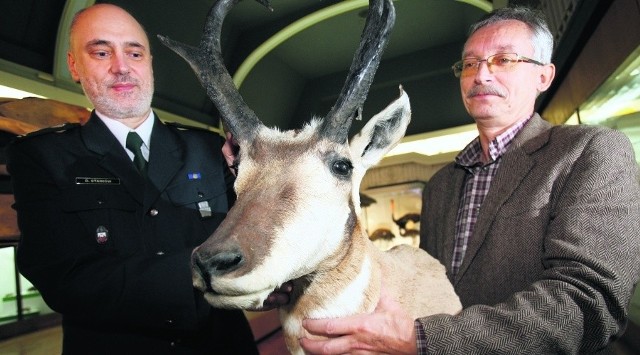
left=450, top=116, right=531, bottom=275
left=415, top=115, right=532, bottom=354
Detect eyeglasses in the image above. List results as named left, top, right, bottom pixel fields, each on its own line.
left=451, top=53, right=545, bottom=78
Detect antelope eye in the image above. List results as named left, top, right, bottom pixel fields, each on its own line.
left=331, top=159, right=353, bottom=177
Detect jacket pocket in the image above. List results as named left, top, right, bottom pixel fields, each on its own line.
left=165, top=174, right=228, bottom=217
left=60, top=185, right=138, bottom=253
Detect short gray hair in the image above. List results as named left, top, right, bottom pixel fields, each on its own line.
left=469, top=7, right=554, bottom=64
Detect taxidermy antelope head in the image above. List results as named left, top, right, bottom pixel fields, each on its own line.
left=159, top=0, right=460, bottom=353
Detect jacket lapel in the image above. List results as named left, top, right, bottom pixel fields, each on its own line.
left=144, top=117, right=184, bottom=208
left=454, top=115, right=552, bottom=283
left=81, top=112, right=145, bottom=204
left=438, top=164, right=467, bottom=276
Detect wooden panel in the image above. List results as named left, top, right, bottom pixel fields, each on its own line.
left=0, top=97, right=89, bottom=135
left=0, top=194, right=19, bottom=242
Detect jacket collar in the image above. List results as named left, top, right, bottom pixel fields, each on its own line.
left=80, top=111, right=185, bottom=206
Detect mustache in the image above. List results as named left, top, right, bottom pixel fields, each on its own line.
left=466, top=85, right=505, bottom=98
left=109, top=74, right=139, bottom=86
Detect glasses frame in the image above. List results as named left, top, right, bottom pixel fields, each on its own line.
left=451, top=53, right=545, bottom=78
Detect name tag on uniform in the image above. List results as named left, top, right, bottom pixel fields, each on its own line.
left=75, top=177, right=121, bottom=185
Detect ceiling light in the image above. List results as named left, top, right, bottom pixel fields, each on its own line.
left=0, top=84, right=45, bottom=99
left=386, top=124, right=477, bottom=157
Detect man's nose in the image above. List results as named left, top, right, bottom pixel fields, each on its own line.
left=111, top=53, right=130, bottom=75
left=473, top=60, right=493, bottom=82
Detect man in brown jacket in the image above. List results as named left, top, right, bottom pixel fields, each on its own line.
left=300, top=6, right=640, bottom=354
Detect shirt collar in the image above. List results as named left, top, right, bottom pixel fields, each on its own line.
left=456, top=114, right=533, bottom=168
left=95, top=110, right=155, bottom=151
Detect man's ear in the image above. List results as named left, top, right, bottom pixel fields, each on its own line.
left=537, top=63, right=555, bottom=93
left=67, top=52, right=81, bottom=83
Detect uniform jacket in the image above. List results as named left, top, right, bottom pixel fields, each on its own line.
left=7, top=112, right=257, bottom=354
left=419, top=114, right=640, bottom=354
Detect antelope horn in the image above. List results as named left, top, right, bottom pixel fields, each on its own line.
left=157, top=0, right=268, bottom=143
left=321, top=0, right=396, bottom=143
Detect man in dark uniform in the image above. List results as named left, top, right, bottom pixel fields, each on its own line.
left=7, top=4, right=258, bottom=354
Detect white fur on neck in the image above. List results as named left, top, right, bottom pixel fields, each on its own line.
left=309, top=254, right=373, bottom=318
left=280, top=254, right=374, bottom=354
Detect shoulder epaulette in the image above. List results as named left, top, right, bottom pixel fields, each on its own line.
left=16, top=122, right=81, bottom=139
left=164, top=121, right=221, bottom=135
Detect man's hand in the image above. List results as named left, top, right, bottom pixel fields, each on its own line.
left=248, top=281, right=294, bottom=311
left=222, top=131, right=239, bottom=175
left=299, top=287, right=418, bottom=354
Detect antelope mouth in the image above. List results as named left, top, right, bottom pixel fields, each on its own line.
left=201, top=285, right=274, bottom=311
left=192, top=260, right=274, bottom=309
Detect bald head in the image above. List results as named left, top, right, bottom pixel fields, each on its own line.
left=69, top=4, right=149, bottom=55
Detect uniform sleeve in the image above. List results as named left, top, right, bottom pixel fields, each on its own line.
left=416, top=129, right=640, bottom=354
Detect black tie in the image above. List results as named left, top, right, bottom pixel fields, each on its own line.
left=126, top=131, right=147, bottom=176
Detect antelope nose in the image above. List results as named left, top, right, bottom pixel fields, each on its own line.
left=194, top=249, right=244, bottom=277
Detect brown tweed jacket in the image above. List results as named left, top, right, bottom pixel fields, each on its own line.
left=419, top=114, right=640, bottom=354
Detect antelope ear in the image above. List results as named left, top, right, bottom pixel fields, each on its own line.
left=349, top=87, right=411, bottom=169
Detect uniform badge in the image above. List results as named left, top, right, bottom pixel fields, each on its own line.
left=188, top=172, right=201, bottom=180
left=96, top=225, right=109, bottom=244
